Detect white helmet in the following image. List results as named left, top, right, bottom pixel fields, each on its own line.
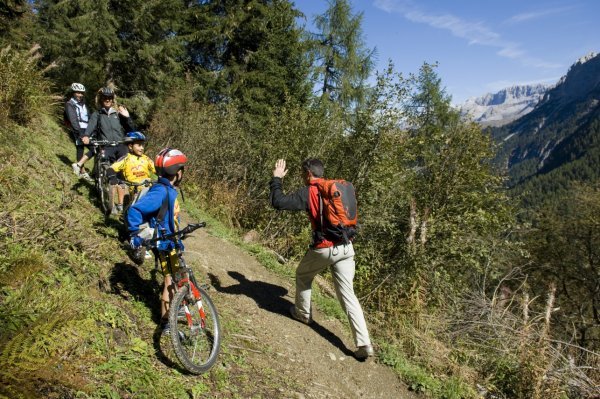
left=71, top=83, right=86, bottom=92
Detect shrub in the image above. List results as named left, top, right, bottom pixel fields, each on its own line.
left=0, top=45, right=53, bottom=127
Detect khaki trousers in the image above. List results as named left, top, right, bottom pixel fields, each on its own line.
left=295, top=242, right=371, bottom=347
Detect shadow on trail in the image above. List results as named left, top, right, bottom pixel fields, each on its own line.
left=110, top=262, right=190, bottom=372
left=109, top=262, right=200, bottom=373
left=109, top=262, right=162, bottom=324
left=210, top=271, right=353, bottom=356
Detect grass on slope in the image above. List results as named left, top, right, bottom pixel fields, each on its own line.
left=0, top=117, right=285, bottom=399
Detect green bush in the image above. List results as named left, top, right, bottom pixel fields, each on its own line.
left=0, top=45, right=53, bottom=127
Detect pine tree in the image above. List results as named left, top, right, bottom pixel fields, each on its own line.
left=34, top=0, right=185, bottom=104
left=183, top=0, right=311, bottom=126
left=1, top=0, right=36, bottom=48
left=34, top=0, right=123, bottom=94
left=310, top=0, right=375, bottom=112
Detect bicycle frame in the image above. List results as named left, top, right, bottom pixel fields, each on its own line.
left=151, top=223, right=209, bottom=324
left=168, top=251, right=207, bottom=329
left=141, top=222, right=220, bottom=374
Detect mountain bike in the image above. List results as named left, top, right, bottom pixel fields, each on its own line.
left=141, top=222, right=221, bottom=374
left=89, top=140, right=122, bottom=216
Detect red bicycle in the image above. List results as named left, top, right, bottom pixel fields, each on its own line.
left=141, top=222, right=221, bottom=374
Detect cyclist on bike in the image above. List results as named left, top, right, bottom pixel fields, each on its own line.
left=109, top=131, right=156, bottom=213
left=127, top=148, right=187, bottom=334
left=73, top=87, right=135, bottom=213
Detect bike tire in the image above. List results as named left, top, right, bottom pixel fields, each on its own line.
left=169, top=284, right=221, bottom=374
left=99, top=164, right=113, bottom=216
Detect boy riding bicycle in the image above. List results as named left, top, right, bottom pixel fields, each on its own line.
left=127, top=148, right=187, bottom=335
left=109, top=131, right=156, bottom=212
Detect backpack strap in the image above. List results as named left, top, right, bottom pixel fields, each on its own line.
left=156, top=184, right=170, bottom=224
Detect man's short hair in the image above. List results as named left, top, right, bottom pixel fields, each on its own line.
left=301, top=158, right=324, bottom=178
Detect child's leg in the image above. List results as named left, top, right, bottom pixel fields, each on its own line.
left=161, top=275, right=175, bottom=320
left=116, top=184, right=126, bottom=206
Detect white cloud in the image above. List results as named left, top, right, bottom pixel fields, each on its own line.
left=373, top=0, right=562, bottom=70
left=506, top=6, right=575, bottom=24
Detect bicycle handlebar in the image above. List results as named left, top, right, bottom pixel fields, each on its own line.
left=89, top=140, right=123, bottom=147
left=141, top=222, right=206, bottom=248
left=117, top=178, right=155, bottom=187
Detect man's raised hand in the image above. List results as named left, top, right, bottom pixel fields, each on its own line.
left=273, top=159, right=288, bottom=178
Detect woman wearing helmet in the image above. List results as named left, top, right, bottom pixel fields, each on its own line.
left=126, top=148, right=188, bottom=333
left=74, top=86, right=135, bottom=167
left=73, top=86, right=136, bottom=212
left=108, top=131, right=155, bottom=213
left=65, top=83, right=92, bottom=181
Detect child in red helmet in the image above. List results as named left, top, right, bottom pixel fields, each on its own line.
left=127, top=148, right=187, bottom=334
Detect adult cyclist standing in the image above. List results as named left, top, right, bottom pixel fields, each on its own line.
left=65, top=83, right=92, bottom=181
left=73, top=87, right=136, bottom=213
left=127, top=148, right=187, bottom=334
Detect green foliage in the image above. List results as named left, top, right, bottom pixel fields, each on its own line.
left=378, top=342, right=476, bottom=398
left=310, top=0, right=375, bottom=112
left=184, top=0, right=312, bottom=129
left=524, top=183, right=600, bottom=351
left=34, top=0, right=186, bottom=119
left=0, top=45, right=53, bottom=127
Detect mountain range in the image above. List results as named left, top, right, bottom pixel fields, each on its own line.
left=461, top=83, right=551, bottom=126
left=489, top=51, right=600, bottom=206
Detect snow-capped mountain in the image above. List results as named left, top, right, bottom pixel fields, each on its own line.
left=460, top=84, right=551, bottom=126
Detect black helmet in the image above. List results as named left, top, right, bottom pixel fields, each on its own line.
left=100, top=87, right=114, bottom=98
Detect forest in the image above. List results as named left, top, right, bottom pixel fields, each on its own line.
left=1, top=0, right=599, bottom=398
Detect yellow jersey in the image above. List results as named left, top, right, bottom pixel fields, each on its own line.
left=111, top=153, right=156, bottom=184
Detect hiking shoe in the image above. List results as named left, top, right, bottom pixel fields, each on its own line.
left=115, top=203, right=123, bottom=213
left=289, top=306, right=312, bottom=325
left=354, top=345, right=375, bottom=360
left=72, top=163, right=81, bottom=177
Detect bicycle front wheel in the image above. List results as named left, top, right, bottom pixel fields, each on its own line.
left=169, top=284, right=221, bottom=374
left=98, top=164, right=113, bottom=216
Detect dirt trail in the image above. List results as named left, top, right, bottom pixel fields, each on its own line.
left=181, top=216, right=418, bottom=399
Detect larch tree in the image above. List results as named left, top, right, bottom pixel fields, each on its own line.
left=310, top=0, right=375, bottom=112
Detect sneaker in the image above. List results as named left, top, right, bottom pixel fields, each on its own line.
left=354, top=345, right=375, bottom=360
left=144, top=250, right=152, bottom=259
left=80, top=171, right=93, bottom=182
left=71, top=163, right=81, bottom=177
left=289, top=306, right=312, bottom=325
left=161, top=323, right=185, bottom=340
left=115, top=204, right=123, bottom=213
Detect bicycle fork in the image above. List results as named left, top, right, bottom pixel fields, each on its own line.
left=179, top=278, right=207, bottom=330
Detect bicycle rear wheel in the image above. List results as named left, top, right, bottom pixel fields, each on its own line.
left=169, top=284, right=221, bottom=374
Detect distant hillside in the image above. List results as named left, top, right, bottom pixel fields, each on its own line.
left=490, top=52, right=600, bottom=205
left=460, top=84, right=550, bottom=127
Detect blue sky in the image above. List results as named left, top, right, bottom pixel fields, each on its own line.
left=294, top=0, right=600, bottom=104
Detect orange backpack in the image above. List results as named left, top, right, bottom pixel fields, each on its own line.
left=314, top=179, right=358, bottom=243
